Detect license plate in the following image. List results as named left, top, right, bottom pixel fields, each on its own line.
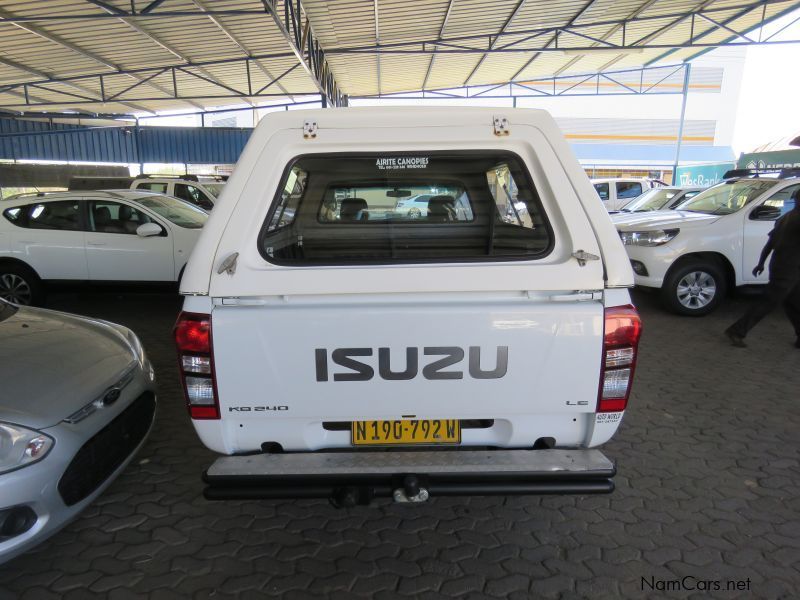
left=351, top=419, right=461, bottom=446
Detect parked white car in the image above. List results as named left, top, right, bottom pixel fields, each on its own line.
left=131, top=176, right=223, bottom=211
left=177, top=107, right=641, bottom=506
left=0, top=190, right=207, bottom=305
left=70, top=175, right=224, bottom=211
left=591, top=178, right=664, bottom=212
left=393, top=191, right=473, bottom=220
left=617, top=173, right=799, bottom=315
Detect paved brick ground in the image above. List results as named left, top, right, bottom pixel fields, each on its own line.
left=1, top=289, right=798, bottom=599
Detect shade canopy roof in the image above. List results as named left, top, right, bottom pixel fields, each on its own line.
left=0, top=0, right=798, bottom=116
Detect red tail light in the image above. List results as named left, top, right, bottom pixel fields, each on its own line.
left=174, top=312, right=220, bottom=419
left=598, top=305, right=642, bottom=413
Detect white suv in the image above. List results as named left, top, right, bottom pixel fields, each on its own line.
left=0, top=190, right=207, bottom=305
left=70, top=175, right=224, bottom=211
left=131, top=176, right=224, bottom=211
left=175, top=107, right=642, bottom=506
left=591, top=178, right=664, bottom=212
left=617, top=172, right=799, bottom=315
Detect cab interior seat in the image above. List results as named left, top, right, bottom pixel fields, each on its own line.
left=93, top=206, right=125, bottom=234
left=339, top=198, right=369, bottom=221
left=118, top=204, right=145, bottom=234
left=426, top=195, right=457, bottom=222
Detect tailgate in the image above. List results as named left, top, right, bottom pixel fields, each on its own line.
left=210, top=292, right=603, bottom=450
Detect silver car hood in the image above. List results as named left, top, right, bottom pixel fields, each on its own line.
left=613, top=210, right=722, bottom=231
left=0, top=305, right=136, bottom=429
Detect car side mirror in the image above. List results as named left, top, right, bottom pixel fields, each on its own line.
left=750, top=205, right=782, bottom=221
left=136, top=222, right=163, bottom=237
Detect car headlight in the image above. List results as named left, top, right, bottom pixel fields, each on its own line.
left=619, top=228, right=679, bottom=246
left=0, top=423, right=54, bottom=475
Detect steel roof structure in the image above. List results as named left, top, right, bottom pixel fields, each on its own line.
left=1, top=0, right=800, bottom=116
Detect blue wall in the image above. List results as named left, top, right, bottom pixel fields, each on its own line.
left=2, top=117, right=737, bottom=170
left=0, top=118, right=251, bottom=164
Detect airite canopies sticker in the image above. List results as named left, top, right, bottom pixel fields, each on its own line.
left=376, top=157, right=429, bottom=170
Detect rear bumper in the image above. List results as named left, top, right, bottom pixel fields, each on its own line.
left=203, top=448, right=616, bottom=503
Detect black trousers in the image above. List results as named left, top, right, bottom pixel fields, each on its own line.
left=729, top=276, right=800, bottom=338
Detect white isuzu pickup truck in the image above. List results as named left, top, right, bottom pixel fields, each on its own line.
left=175, top=107, right=642, bottom=506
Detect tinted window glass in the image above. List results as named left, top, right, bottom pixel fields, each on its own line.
left=259, top=152, right=552, bottom=265
left=89, top=201, right=154, bottom=234
left=175, top=184, right=213, bottom=210
left=204, top=183, right=225, bottom=198
left=137, top=195, right=207, bottom=229
left=754, top=184, right=798, bottom=220
left=320, top=185, right=473, bottom=223
left=267, top=166, right=306, bottom=232
left=594, top=183, right=609, bottom=200
left=26, top=201, right=82, bottom=231
left=677, top=190, right=699, bottom=203
left=616, top=181, right=643, bottom=199
left=137, top=182, right=168, bottom=194
left=2, top=207, right=23, bottom=225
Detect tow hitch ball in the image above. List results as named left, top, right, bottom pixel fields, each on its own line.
left=393, top=475, right=429, bottom=503
left=330, top=475, right=429, bottom=507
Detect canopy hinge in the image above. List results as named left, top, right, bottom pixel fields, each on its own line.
left=303, top=119, right=318, bottom=139
left=493, top=115, right=510, bottom=136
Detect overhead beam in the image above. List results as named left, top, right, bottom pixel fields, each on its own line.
left=509, top=0, right=596, bottom=82
left=354, top=63, right=697, bottom=100
left=421, top=0, right=455, bottom=90
left=0, top=0, right=787, bottom=25
left=0, top=51, right=154, bottom=115
left=0, top=53, right=319, bottom=109
left=260, top=0, right=347, bottom=106
left=552, top=0, right=661, bottom=76
left=374, top=0, right=382, bottom=96
left=647, top=0, right=800, bottom=64
left=463, top=0, right=528, bottom=86
left=319, top=0, right=800, bottom=55
left=88, top=2, right=250, bottom=109
left=189, top=0, right=297, bottom=102
left=0, top=5, right=196, bottom=112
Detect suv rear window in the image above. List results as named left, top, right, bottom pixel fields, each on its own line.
left=258, top=152, right=553, bottom=265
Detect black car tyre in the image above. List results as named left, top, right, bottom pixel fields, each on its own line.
left=661, top=260, right=727, bottom=316
left=0, top=264, right=44, bottom=306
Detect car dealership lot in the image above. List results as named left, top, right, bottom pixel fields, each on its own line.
left=1, top=290, right=798, bottom=599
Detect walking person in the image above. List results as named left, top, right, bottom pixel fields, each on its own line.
left=725, top=188, right=800, bottom=348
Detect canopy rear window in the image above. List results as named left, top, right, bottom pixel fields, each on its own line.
left=258, top=152, right=553, bottom=265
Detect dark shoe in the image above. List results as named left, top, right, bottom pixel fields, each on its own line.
left=725, top=327, right=747, bottom=348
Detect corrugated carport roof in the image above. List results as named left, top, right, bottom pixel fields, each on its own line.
left=0, top=0, right=798, bottom=116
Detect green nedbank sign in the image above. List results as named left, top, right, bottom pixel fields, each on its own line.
left=737, top=149, right=800, bottom=170
left=674, top=162, right=735, bottom=187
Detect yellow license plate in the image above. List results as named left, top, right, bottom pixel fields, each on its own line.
left=351, top=419, right=461, bottom=446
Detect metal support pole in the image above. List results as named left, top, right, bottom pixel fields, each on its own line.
left=671, top=62, right=691, bottom=184
left=135, top=117, right=144, bottom=175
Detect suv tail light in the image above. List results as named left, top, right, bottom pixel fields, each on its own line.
left=174, top=312, right=219, bottom=419
left=598, top=305, right=642, bottom=412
